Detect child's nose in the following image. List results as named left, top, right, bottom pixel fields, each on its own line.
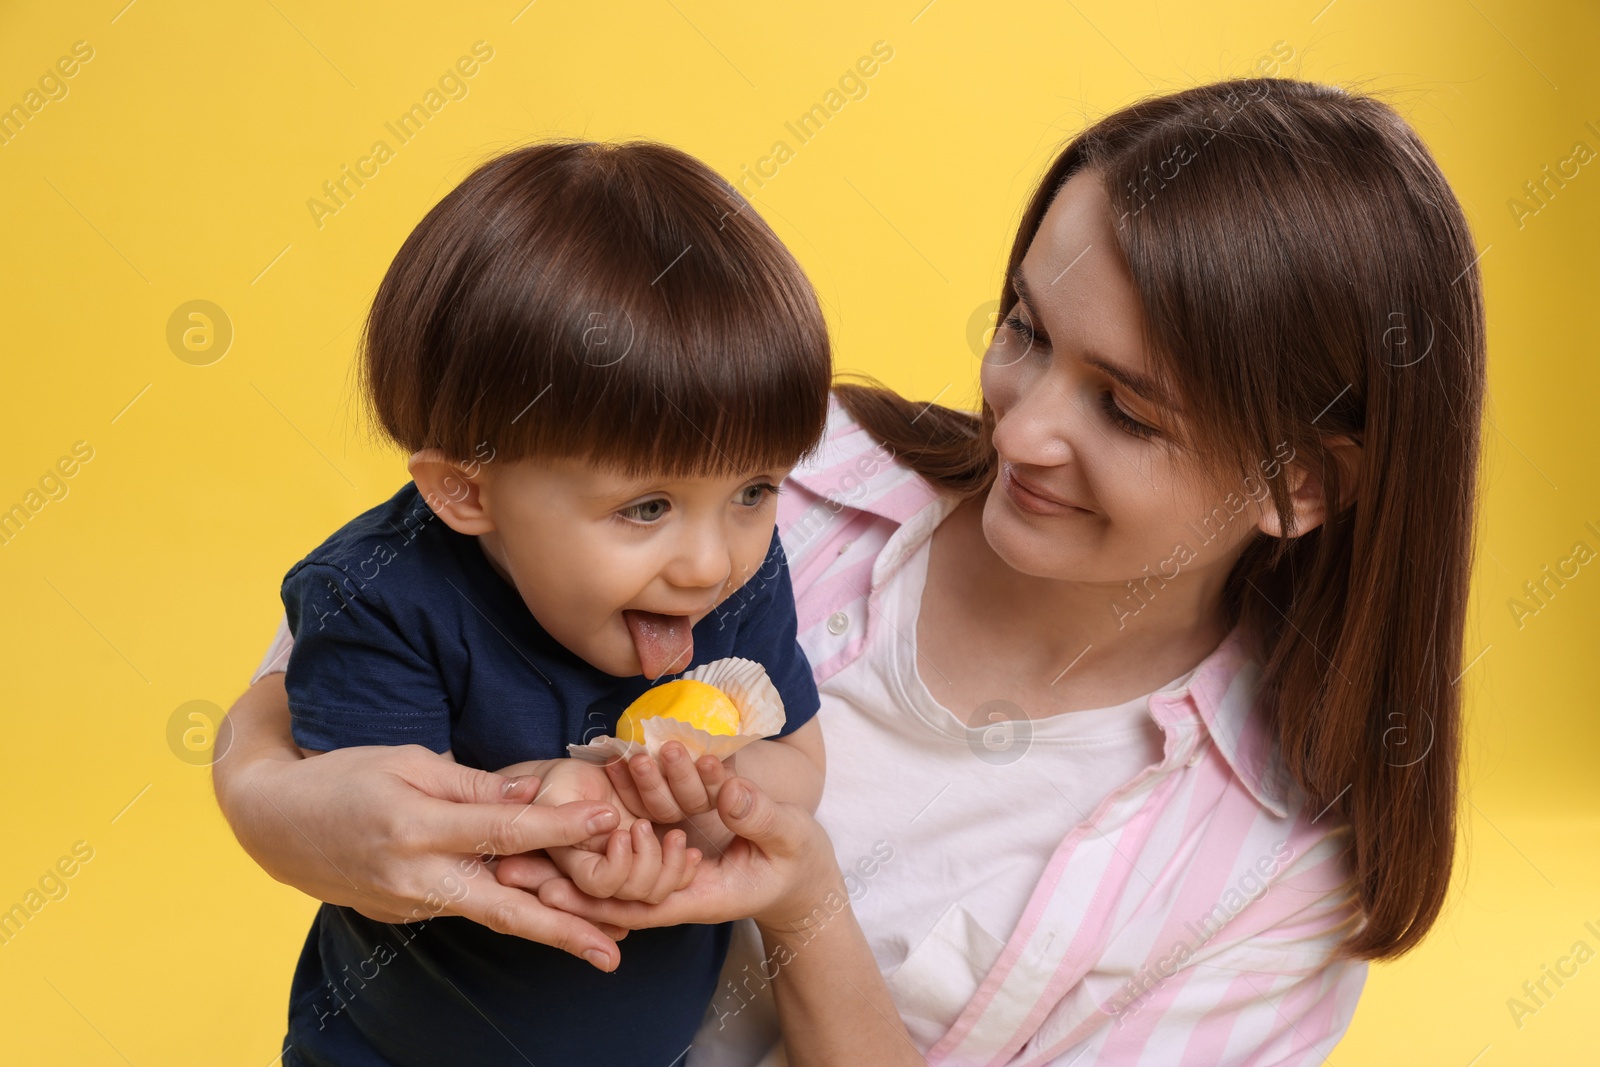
left=666, top=532, right=732, bottom=593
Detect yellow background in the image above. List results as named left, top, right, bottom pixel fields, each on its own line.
left=1, top=1, right=1595, bottom=1062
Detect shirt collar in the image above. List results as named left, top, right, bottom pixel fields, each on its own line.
left=1156, top=626, right=1290, bottom=817
left=787, top=394, right=946, bottom=524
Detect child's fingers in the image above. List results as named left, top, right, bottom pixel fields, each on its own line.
left=604, top=757, right=651, bottom=820
left=566, top=828, right=633, bottom=899
left=660, top=743, right=712, bottom=814
left=614, top=819, right=664, bottom=901
left=641, top=828, right=691, bottom=904
left=627, top=753, right=688, bottom=825
left=696, top=754, right=730, bottom=805
left=662, top=840, right=702, bottom=896
left=679, top=847, right=703, bottom=892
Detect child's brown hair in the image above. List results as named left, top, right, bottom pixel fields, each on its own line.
left=359, top=140, right=831, bottom=477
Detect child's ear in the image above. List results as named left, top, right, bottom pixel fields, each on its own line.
left=1256, top=435, right=1361, bottom=539
left=409, top=449, right=495, bottom=535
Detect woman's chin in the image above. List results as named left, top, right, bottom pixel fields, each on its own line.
left=979, top=488, right=1092, bottom=581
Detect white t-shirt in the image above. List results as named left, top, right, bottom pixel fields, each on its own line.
left=692, top=521, right=1194, bottom=1065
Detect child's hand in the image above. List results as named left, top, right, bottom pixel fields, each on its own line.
left=606, top=743, right=738, bottom=855
left=535, top=759, right=702, bottom=902
left=604, top=742, right=731, bottom=824
left=547, top=818, right=701, bottom=904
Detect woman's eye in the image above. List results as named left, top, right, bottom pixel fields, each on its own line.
left=1003, top=314, right=1040, bottom=346
left=738, top=483, right=779, bottom=507
left=619, top=498, right=670, bottom=523
left=1098, top=391, right=1159, bottom=439
left=1000, top=314, right=1051, bottom=364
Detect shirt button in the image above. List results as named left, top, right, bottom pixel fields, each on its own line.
left=827, top=611, right=850, bottom=635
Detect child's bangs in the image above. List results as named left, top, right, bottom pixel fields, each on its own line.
left=363, top=140, right=832, bottom=477
left=530, top=286, right=833, bottom=480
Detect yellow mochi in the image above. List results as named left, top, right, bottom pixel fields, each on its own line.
left=615, top=679, right=742, bottom=742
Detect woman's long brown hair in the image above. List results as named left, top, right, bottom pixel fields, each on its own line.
left=838, top=78, right=1485, bottom=961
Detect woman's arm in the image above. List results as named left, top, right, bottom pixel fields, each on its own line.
left=211, top=673, right=630, bottom=969
left=522, top=777, right=925, bottom=1065
left=756, top=884, right=926, bottom=1066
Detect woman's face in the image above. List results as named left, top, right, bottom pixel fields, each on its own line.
left=979, top=168, right=1287, bottom=604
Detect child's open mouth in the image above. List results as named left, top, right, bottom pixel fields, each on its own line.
left=622, top=609, right=694, bottom=680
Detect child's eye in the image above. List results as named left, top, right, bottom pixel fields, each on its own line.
left=1098, top=391, right=1159, bottom=439
left=737, top=483, right=780, bottom=508
left=618, top=498, right=671, bottom=523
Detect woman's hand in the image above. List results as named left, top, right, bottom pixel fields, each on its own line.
left=213, top=675, right=631, bottom=971
left=502, top=774, right=845, bottom=937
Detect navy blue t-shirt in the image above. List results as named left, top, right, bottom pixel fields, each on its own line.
left=276, top=482, right=820, bottom=1067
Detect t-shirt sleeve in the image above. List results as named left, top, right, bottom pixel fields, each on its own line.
left=727, top=533, right=820, bottom=738
left=280, top=561, right=453, bottom=753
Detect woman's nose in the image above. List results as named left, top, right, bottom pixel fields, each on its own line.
left=991, top=376, right=1077, bottom=467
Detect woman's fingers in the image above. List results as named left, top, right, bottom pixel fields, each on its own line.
left=714, top=777, right=783, bottom=848
left=351, top=903, right=427, bottom=924
left=495, top=774, right=542, bottom=803
left=453, top=877, right=621, bottom=971
left=539, top=875, right=705, bottom=930
left=425, top=794, right=620, bottom=857
left=405, top=748, right=535, bottom=806
left=495, top=853, right=631, bottom=942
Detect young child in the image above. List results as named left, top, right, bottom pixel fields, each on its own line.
left=274, top=141, right=829, bottom=1067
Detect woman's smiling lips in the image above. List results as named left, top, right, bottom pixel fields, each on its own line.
left=1001, top=462, right=1091, bottom=516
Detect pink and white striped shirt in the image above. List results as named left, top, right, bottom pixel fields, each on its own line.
left=770, top=397, right=1367, bottom=1065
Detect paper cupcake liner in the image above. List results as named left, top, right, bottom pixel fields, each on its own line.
left=566, top=656, right=786, bottom=764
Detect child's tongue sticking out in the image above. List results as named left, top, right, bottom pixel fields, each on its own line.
left=623, top=609, right=694, bottom=679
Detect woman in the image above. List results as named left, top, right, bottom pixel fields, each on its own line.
left=215, top=78, right=1483, bottom=1064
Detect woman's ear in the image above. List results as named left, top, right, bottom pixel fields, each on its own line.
left=1256, top=435, right=1362, bottom=539
left=409, top=449, right=495, bottom=535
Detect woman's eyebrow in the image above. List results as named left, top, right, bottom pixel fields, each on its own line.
left=1011, top=269, right=1171, bottom=407
left=1012, top=270, right=1046, bottom=326
left=1085, top=355, right=1168, bottom=407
